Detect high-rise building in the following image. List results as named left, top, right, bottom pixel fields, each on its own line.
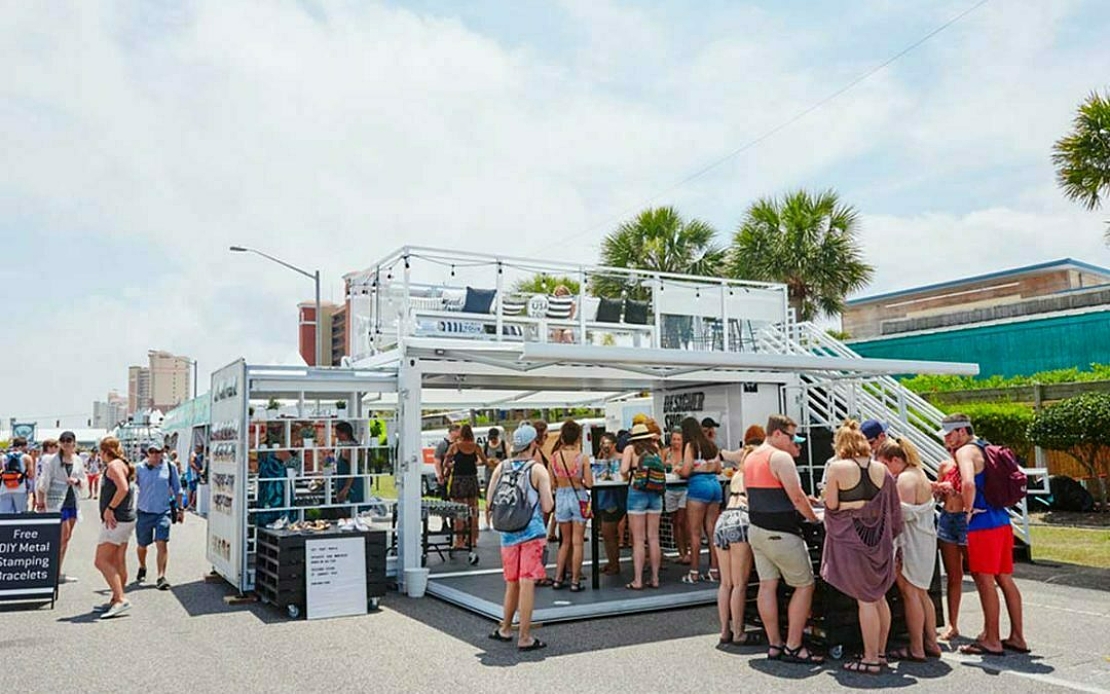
left=298, top=301, right=346, bottom=366
left=148, top=350, right=192, bottom=412
left=93, top=390, right=128, bottom=428
left=128, top=366, right=151, bottom=414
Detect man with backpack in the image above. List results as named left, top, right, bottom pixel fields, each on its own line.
left=1, top=437, right=32, bottom=514
left=485, top=424, right=553, bottom=652
left=134, top=444, right=184, bottom=590
left=940, top=413, right=1029, bottom=656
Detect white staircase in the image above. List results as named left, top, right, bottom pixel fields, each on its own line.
left=756, top=321, right=1035, bottom=546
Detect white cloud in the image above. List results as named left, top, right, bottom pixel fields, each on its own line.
left=1, top=0, right=1108, bottom=424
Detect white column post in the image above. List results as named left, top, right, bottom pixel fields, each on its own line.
left=652, top=278, right=662, bottom=349
left=719, top=281, right=729, bottom=352
left=495, top=261, right=504, bottom=342
left=578, top=266, right=587, bottom=345
left=397, top=355, right=423, bottom=593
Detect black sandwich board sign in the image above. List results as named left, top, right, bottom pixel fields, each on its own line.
left=0, top=512, right=62, bottom=608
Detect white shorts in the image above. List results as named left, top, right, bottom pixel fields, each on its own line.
left=98, top=521, right=136, bottom=546
left=664, top=488, right=687, bottom=513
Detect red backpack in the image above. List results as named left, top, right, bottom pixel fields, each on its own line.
left=973, top=441, right=1027, bottom=509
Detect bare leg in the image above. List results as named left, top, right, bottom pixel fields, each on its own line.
left=628, top=513, right=647, bottom=588
left=59, top=520, right=75, bottom=576
left=715, top=545, right=733, bottom=640
left=919, top=589, right=940, bottom=656
left=468, top=498, right=479, bottom=545
left=731, top=544, right=753, bottom=639
left=686, top=500, right=706, bottom=576
left=94, top=543, right=124, bottom=605
left=618, top=515, right=628, bottom=547
left=704, top=503, right=720, bottom=573
left=555, top=521, right=572, bottom=582
left=757, top=579, right=782, bottom=648
left=500, top=581, right=519, bottom=637
left=155, top=540, right=168, bottom=579
left=996, top=574, right=1026, bottom=649
left=646, top=513, right=662, bottom=585
left=878, top=595, right=891, bottom=659
left=601, top=519, right=621, bottom=573
left=137, top=544, right=148, bottom=574
left=673, top=507, right=689, bottom=561
left=857, top=599, right=883, bottom=664
left=785, top=583, right=815, bottom=652
left=896, top=573, right=926, bottom=658
left=971, top=572, right=1003, bottom=651
left=570, top=522, right=585, bottom=584
left=116, top=543, right=128, bottom=587
left=939, top=540, right=963, bottom=640
left=517, top=579, right=537, bottom=647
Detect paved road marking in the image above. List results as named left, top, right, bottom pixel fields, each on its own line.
left=1023, top=600, right=1110, bottom=619
left=942, top=654, right=1110, bottom=694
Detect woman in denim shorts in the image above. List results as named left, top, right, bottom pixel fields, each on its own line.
left=713, top=465, right=758, bottom=646
left=621, top=424, right=664, bottom=589
left=934, top=458, right=968, bottom=641
left=677, top=417, right=722, bottom=584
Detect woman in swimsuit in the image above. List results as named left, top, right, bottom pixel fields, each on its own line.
left=933, top=457, right=967, bottom=641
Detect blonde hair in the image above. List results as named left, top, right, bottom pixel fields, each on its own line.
left=834, top=419, right=871, bottom=459
left=99, top=436, right=135, bottom=482
left=876, top=437, right=923, bottom=468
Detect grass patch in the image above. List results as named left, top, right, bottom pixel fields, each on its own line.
left=1030, top=525, right=1110, bottom=568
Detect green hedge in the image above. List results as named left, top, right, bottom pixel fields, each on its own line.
left=940, top=402, right=1035, bottom=460
left=903, top=363, right=1110, bottom=394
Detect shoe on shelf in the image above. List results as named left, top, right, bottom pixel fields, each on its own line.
left=136, top=567, right=147, bottom=583
left=99, top=600, right=132, bottom=620
left=156, top=577, right=171, bottom=591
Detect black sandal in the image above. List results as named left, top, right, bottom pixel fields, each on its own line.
left=551, top=581, right=565, bottom=590
left=842, top=659, right=883, bottom=675
left=518, top=638, right=547, bottom=651
left=734, top=631, right=765, bottom=646
left=568, top=582, right=584, bottom=592
left=781, top=644, right=825, bottom=665
left=767, top=644, right=784, bottom=660
left=488, top=629, right=513, bottom=642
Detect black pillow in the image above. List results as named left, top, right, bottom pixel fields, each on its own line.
left=462, top=286, right=496, bottom=314
left=595, top=297, right=622, bottom=323
left=624, top=299, right=649, bottom=325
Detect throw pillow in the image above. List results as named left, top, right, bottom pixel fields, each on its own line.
left=595, top=297, right=622, bottom=323
left=461, top=286, right=497, bottom=314
left=624, top=299, right=650, bottom=325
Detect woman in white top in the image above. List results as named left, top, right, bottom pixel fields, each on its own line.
left=877, top=437, right=941, bottom=661
left=35, top=431, right=86, bottom=582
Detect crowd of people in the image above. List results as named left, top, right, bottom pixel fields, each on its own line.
left=1, top=433, right=194, bottom=620
left=481, top=411, right=1029, bottom=668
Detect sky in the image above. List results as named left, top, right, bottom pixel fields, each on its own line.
left=3, top=0, right=1109, bottom=427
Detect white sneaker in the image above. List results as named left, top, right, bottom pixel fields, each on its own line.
left=60, top=574, right=79, bottom=584
left=99, top=600, right=131, bottom=620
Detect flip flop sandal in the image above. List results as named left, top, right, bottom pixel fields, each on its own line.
left=842, top=659, right=883, bottom=675
left=887, top=647, right=927, bottom=663
left=680, top=571, right=700, bottom=585
left=550, top=581, right=565, bottom=590
left=535, top=578, right=554, bottom=587
left=1002, top=640, right=1031, bottom=654
left=624, top=582, right=644, bottom=591
left=781, top=644, right=825, bottom=665
left=734, top=631, right=765, bottom=646
left=718, top=633, right=733, bottom=646
left=518, top=638, right=546, bottom=651
left=568, top=582, right=584, bottom=592
left=648, top=581, right=660, bottom=589
left=959, top=642, right=1005, bottom=657
left=488, top=629, right=513, bottom=642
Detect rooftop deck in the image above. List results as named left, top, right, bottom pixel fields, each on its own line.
left=344, top=246, right=790, bottom=362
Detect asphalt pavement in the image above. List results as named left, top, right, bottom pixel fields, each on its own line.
left=3, top=497, right=1108, bottom=693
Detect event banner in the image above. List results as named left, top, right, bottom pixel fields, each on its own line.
left=207, top=360, right=247, bottom=590
left=0, top=513, right=61, bottom=604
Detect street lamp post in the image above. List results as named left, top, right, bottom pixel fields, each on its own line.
left=230, top=246, right=323, bottom=367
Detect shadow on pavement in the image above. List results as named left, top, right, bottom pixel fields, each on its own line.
left=957, top=653, right=1055, bottom=676
left=1014, top=560, right=1110, bottom=593
left=390, top=593, right=724, bottom=667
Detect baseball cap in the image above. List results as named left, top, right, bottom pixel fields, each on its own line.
left=512, top=424, right=538, bottom=452
left=147, top=442, right=164, bottom=452
left=700, top=417, right=720, bottom=428
left=860, top=419, right=888, bottom=441
left=792, top=434, right=807, bottom=444
left=59, top=431, right=76, bottom=443
left=936, top=421, right=969, bottom=436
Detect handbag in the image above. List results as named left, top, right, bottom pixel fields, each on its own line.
left=168, top=463, right=181, bottom=524
left=558, top=452, right=592, bottom=520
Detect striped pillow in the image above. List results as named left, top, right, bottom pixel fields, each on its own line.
left=546, top=295, right=574, bottom=320
left=501, top=295, right=527, bottom=316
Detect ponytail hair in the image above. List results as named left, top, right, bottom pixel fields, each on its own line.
left=99, top=436, right=135, bottom=482
left=876, top=436, right=922, bottom=468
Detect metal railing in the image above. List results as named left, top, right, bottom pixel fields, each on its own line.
left=758, top=321, right=1044, bottom=545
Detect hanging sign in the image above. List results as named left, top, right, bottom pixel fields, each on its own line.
left=0, top=513, right=61, bottom=607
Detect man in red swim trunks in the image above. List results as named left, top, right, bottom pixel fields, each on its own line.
left=942, top=413, right=1029, bottom=657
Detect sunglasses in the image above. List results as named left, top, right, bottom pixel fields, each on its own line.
left=60, top=439, right=75, bottom=444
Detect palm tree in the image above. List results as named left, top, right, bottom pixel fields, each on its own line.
left=512, top=274, right=580, bottom=295
left=1052, top=90, right=1110, bottom=213
left=727, top=189, right=873, bottom=321
left=595, top=206, right=724, bottom=298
